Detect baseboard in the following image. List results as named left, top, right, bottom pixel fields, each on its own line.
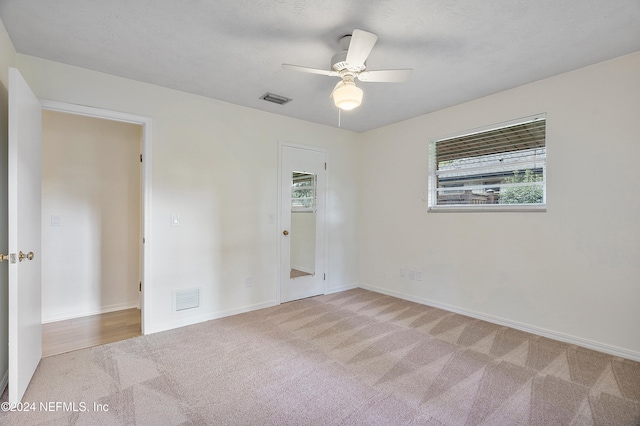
left=145, top=299, right=279, bottom=335
left=359, top=283, right=640, bottom=362
left=325, top=282, right=359, bottom=295
left=42, top=302, right=139, bottom=324
left=147, top=285, right=362, bottom=334
left=0, top=369, right=7, bottom=397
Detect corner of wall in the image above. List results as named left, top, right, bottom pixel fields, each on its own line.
left=326, top=282, right=359, bottom=295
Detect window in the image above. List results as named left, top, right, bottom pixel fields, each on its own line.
left=291, top=172, right=316, bottom=212
left=428, top=114, right=546, bottom=211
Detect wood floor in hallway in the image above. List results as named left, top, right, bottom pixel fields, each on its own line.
left=42, top=308, right=141, bottom=357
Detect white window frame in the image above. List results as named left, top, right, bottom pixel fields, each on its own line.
left=428, top=113, right=546, bottom=212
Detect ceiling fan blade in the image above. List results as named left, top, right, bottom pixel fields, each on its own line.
left=357, top=69, right=413, bottom=83
left=282, top=64, right=339, bottom=77
left=345, top=29, right=378, bottom=68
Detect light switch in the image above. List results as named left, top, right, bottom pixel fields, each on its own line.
left=51, top=215, right=60, bottom=227
left=268, top=214, right=275, bottom=224
left=171, top=214, right=180, bottom=227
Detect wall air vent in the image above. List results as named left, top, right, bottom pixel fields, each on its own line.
left=260, top=92, right=292, bottom=105
left=174, top=288, right=200, bottom=312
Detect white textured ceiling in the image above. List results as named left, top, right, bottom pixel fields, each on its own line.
left=1, top=0, right=639, bottom=132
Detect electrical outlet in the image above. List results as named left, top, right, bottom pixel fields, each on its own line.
left=409, top=270, right=416, bottom=280
left=400, top=267, right=409, bottom=278
left=414, top=270, right=423, bottom=281
left=244, top=276, right=253, bottom=288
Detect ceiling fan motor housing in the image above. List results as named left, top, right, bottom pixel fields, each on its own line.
left=331, top=35, right=366, bottom=72
left=331, top=51, right=349, bottom=71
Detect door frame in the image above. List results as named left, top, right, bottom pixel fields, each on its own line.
left=40, top=100, right=153, bottom=334
left=277, top=141, right=328, bottom=303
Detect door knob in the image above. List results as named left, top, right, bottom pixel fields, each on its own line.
left=18, top=251, right=34, bottom=262
left=283, top=230, right=289, bottom=236
left=0, top=253, right=8, bottom=262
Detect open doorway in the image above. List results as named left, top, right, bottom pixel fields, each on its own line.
left=40, top=109, right=143, bottom=356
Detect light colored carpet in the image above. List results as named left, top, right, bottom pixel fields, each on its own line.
left=1, top=288, right=639, bottom=425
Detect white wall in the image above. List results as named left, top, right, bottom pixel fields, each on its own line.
left=359, top=52, right=640, bottom=359
left=16, top=54, right=361, bottom=333
left=0, top=17, right=16, bottom=393
left=290, top=212, right=316, bottom=273
left=41, top=110, right=141, bottom=322
left=9, top=19, right=637, bottom=363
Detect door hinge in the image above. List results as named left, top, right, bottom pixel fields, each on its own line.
left=140, top=154, right=143, bottom=163
left=324, top=162, right=327, bottom=170
left=143, top=237, right=145, bottom=244
left=139, top=282, right=142, bottom=291
left=324, top=273, right=326, bottom=280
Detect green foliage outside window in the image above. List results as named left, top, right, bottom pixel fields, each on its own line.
left=292, top=173, right=316, bottom=210
left=498, top=170, right=543, bottom=204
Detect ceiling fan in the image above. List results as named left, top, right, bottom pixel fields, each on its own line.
left=283, top=29, right=412, bottom=111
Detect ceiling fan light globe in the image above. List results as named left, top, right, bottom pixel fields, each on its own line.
left=333, top=83, right=363, bottom=110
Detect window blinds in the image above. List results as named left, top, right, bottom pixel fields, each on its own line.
left=428, top=115, right=546, bottom=210
left=436, top=118, right=546, bottom=165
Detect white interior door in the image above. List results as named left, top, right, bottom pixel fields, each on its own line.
left=7, top=67, right=43, bottom=403
left=280, top=145, right=325, bottom=302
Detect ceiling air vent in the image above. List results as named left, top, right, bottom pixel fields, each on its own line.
left=260, top=92, right=292, bottom=105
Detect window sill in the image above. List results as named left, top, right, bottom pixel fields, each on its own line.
left=428, top=204, right=546, bottom=213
